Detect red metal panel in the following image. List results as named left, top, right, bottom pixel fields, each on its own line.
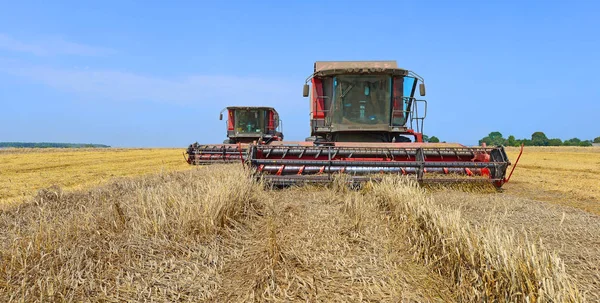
left=268, top=110, right=275, bottom=131
left=227, top=109, right=235, bottom=130
left=392, top=77, right=403, bottom=118
left=312, top=78, right=325, bottom=119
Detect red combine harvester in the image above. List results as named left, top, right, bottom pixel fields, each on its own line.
left=186, top=106, right=283, bottom=164
left=248, top=61, right=520, bottom=188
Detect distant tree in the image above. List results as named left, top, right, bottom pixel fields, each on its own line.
left=562, top=138, right=581, bottom=146
left=579, top=140, right=593, bottom=147
left=594, top=136, right=600, bottom=143
left=422, top=135, right=440, bottom=143
left=506, top=135, right=517, bottom=146
left=531, top=132, right=549, bottom=146
left=479, top=131, right=505, bottom=146
left=548, top=138, right=563, bottom=146
left=489, top=131, right=503, bottom=142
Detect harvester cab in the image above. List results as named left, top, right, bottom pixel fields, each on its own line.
left=186, top=106, right=283, bottom=165
left=302, top=61, right=427, bottom=144
left=219, top=106, right=284, bottom=144
left=248, top=61, right=516, bottom=189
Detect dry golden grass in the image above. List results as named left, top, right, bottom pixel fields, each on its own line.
left=504, top=146, right=600, bottom=215
left=217, top=183, right=457, bottom=302
left=0, top=166, right=459, bottom=302
left=0, top=148, right=191, bottom=206
left=0, top=165, right=261, bottom=302
left=1, top=147, right=597, bottom=302
left=370, top=177, right=583, bottom=302
left=429, top=189, right=600, bottom=301
left=1, top=164, right=588, bottom=302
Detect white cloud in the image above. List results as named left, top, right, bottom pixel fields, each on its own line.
left=0, top=33, right=116, bottom=56
left=1, top=63, right=294, bottom=106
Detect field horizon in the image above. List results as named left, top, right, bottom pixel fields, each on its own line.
left=2, top=146, right=599, bottom=213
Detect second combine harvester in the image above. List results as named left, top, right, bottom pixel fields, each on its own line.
left=248, top=61, right=516, bottom=188
left=186, top=106, right=283, bottom=164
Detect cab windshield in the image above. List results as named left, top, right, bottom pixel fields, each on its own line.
left=332, top=75, right=391, bottom=126
left=235, top=109, right=265, bottom=134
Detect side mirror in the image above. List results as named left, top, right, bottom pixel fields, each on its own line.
left=303, top=84, right=310, bottom=97
left=419, top=83, right=426, bottom=96
left=219, top=113, right=223, bottom=120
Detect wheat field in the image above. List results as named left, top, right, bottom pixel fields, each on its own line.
left=504, top=146, right=600, bottom=215
left=0, top=146, right=599, bottom=302
left=0, top=148, right=191, bottom=207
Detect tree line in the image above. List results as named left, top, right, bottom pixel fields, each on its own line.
left=423, top=135, right=440, bottom=143
left=0, top=142, right=110, bottom=148
left=479, top=132, right=600, bottom=147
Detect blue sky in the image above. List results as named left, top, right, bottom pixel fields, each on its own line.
left=1, top=0, right=598, bottom=147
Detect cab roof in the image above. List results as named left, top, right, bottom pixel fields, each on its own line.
left=227, top=106, right=278, bottom=113
left=313, top=61, right=409, bottom=77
